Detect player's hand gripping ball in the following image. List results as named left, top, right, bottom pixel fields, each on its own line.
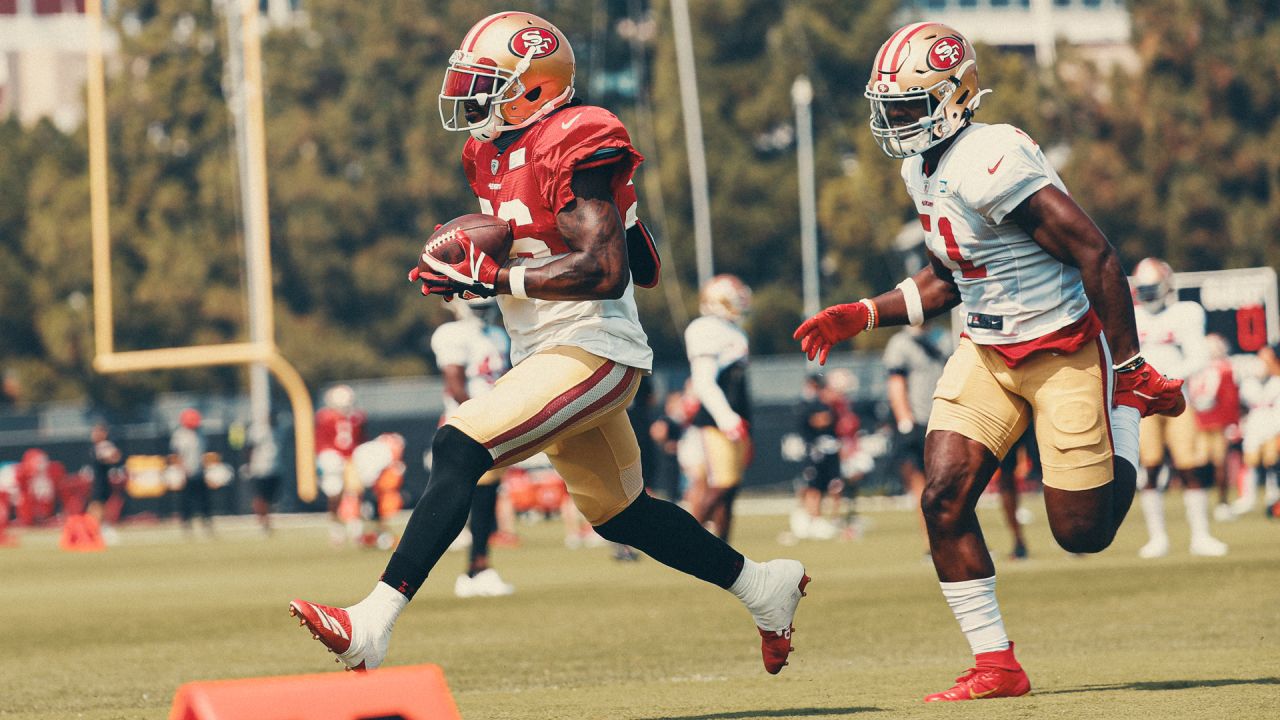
left=410, top=213, right=514, bottom=300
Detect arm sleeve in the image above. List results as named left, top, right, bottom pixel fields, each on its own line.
left=958, top=127, right=1055, bottom=225
left=690, top=355, right=740, bottom=430
left=536, top=107, right=644, bottom=214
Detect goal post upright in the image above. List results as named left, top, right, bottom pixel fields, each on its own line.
left=84, top=0, right=318, bottom=502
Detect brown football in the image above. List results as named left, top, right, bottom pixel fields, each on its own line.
left=419, top=213, right=513, bottom=271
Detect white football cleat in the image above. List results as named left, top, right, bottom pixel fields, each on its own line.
left=1189, top=535, right=1228, bottom=557
left=288, top=599, right=392, bottom=671
left=455, top=568, right=514, bottom=598
left=1138, top=535, right=1169, bottom=559
left=741, top=559, right=810, bottom=675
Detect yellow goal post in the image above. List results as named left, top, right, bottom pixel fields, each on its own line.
left=85, top=0, right=318, bottom=502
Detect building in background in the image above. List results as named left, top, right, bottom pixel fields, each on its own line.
left=898, top=0, right=1136, bottom=70
left=0, top=0, right=302, bottom=131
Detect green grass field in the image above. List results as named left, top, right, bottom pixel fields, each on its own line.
left=2, top=495, right=1277, bottom=720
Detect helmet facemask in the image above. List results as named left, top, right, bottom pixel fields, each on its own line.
left=865, top=60, right=986, bottom=159
left=439, top=52, right=527, bottom=143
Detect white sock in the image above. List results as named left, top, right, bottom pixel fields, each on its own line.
left=1110, top=406, right=1140, bottom=470
left=353, top=581, right=409, bottom=633
left=1183, top=488, right=1212, bottom=541
left=1140, top=489, right=1167, bottom=541
left=729, top=557, right=765, bottom=606
left=940, top=577, right=1009, bottom=656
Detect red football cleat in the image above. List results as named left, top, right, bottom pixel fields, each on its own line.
left=748, top=560, right=811, bottom=675
left=924, top=642, right=1031, bottom=702
left=289, top=599, right=389, bottom=672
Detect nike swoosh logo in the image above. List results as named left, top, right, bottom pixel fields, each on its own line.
left=987, top=156, right=1004, bottom=174
left=967, top=681, right=998, bottom=696
left=561, top=113, right=582, bottom=130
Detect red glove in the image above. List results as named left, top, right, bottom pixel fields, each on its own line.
left=1114, top=361, right=1186, bottom=418
left=793, top=303, right=871, bottom=365
left=418, top=230, right=501, bottom=299
left=407, top=266, right=457, bottom=300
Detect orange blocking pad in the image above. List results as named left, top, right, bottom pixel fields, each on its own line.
left=169, top=664, right=461, bottom=720
left=60, top=514, right=105, bottom=552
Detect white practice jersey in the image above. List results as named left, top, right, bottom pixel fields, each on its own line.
left=685, top=315, right=751, bottom=427
left=430, top=318, right=511, bottom=413
left=1240, top=374, right=1280, bottom=450
left=902, top=123, right=1090, bottom=344
left=685, top=315, right=749, bottom=369
left=1134, top=301, right=1209, bottom=380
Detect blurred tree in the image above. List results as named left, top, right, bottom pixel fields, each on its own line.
left=0, top=0, right=1275, bottom=410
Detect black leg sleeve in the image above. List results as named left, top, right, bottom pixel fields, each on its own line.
left=381, top=425, right=493, bottom=598
left=468, top=482, right=499, bottom=572
left=594, top=492, right=744, bottom=589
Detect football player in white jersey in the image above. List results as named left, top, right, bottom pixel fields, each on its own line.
left=430, top=297, right=517, bottom=597
left=685, top=274, right=753, bottom=540
left=291, top=11, right=807, bottom=677
left=1236, top=343, right=1280, bottom=515
left=1130, top=258, right=1226, bottom=557
left=795, top=22, right=1186, bottom=702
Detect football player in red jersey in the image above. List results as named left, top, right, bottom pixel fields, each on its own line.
left=314, top=384, right=367, bottom=545
left=795, top=22, right=1186, bottom=702
left=290, top=11, right=808, bottom=677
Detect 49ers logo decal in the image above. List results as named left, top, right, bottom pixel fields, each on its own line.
left=926, top=36, right=965, bottom=71
left=509, top=27, right=559, bottom=58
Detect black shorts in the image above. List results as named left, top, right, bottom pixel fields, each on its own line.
left=893, top=424, right=927, bottom=473
left=91, top=473, right=114, bottom=503
left=803, top=454, right=842, bottom=492
left=253, top=474, right=282, bottom=503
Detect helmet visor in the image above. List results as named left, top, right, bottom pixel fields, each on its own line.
left=439, top=55, right=521, bottom=133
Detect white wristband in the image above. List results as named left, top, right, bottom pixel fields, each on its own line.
left=896, top=277, right=924, bottom=327
left=509, top=265, right=528, bottom=299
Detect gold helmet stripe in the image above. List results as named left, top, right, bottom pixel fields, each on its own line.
left=463, top=12, right=507, bottom=52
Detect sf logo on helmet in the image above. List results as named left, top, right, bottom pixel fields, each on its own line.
left=509, top=27, right=559, bottom=58
left=927, top=37, right=964, bottom=71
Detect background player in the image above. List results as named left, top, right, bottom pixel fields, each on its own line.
left=884, top=324, right=947, bottom=555
left=1188, top=334, right=1241, bottom=521
left=1236, top=343, right=1280, bottom=515
left=1130, top=257, right=1226, bottom=557
left=685, top=274, right=753, bottom=540
left=315, top=384, right=367, bottom=545
left=795, top=21, right=1185, bottom=702
left=430, top=296, right=516, bottom=597
left=291, top=11, right=807, bottom=676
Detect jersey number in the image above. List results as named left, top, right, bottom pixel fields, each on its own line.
left=921, top=213, right=986, bottom=279
left=478, top=198, right=552, bottom=258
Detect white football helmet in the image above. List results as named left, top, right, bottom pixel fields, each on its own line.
left=699, top=274, right=752, bottom=323
left=1133, top=257, right=1174, bottom=314
left=864, top=22, right=987, bottom=158
left=439, top=11, right=575, bottom=142
left=323, top=384, right=355, bottom=412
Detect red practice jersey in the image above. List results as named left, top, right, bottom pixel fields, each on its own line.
left=315, top=408, right=367, bottom=458
left=1189, top=358, right=1240, bottom=431
left=458, top=104, right=653, bottom=370
left=462, top=103, right=642, bottom=258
